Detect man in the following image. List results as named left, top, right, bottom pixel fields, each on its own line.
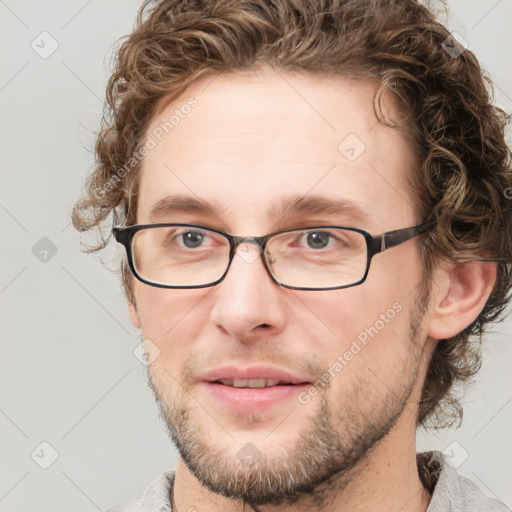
left=72, top=0, right=512, bottom=510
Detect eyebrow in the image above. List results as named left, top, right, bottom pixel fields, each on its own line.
left=148, top=194, right=371, bottom=225
left=149, top=195, right=218, bottom=219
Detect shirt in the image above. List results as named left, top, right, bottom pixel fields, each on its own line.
left=106, top=451, right=510, bottom=512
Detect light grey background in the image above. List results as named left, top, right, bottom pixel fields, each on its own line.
left=0, top=1, right=511, bottom=510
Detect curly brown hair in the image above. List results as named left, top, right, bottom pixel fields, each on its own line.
left=72, top=0, right=512, bottom=428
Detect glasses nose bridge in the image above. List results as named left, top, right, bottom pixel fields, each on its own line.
left=225, top=234, right=276, bottom=284
left=231, top=234, right=268, bottom=253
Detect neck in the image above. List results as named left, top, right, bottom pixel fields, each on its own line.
left=172, top=405, right=432, bottom=512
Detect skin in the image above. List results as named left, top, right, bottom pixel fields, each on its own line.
left=126, top=68, right=496, bottom=512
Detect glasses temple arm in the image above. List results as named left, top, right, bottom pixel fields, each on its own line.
left=380, top=224, right=427, bottom=251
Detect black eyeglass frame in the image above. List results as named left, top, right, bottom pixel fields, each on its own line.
left=112, top=213, right=428, bottom=291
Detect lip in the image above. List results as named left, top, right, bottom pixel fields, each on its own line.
left=200, top=365, right=310, bottom=385
left=199, top=365, right=312, bottom=415
left=202, top=382, right=310, bottom=414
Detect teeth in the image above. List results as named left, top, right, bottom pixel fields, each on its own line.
left=218, top=378, right=282, bottom=388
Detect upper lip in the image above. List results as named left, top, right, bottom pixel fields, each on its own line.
left=200, top=365, right=310, bottom=385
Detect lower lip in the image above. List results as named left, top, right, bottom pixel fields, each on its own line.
left=202, top=382, right=310, bottom=414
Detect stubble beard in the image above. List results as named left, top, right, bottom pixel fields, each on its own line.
left=145, top=288, right=429, bottom=506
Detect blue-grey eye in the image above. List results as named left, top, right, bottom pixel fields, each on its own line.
left=306, top=231, right=330, bottom=249
left=182, top=231, right=205, bottom=248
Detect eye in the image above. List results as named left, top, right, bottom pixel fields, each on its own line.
left=180, top=230, right=206, bottom=249
left=303, top=231, right=333, bottom=250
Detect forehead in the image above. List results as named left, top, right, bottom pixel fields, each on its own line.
left=137, top=69, right=418, bottom=231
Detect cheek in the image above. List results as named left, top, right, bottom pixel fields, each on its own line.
left=293, top=285, right=399, bottom=342
left=316, top=303, right=414, bottom=409
left=136, top=284, right=200, bottom=323
left=290, top=268, right=414, bottom=378
left=135, top=284, right=209, bottom=355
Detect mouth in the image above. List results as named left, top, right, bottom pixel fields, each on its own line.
left=200, top=366, right=312, bottom=414
left=213, top=378, right=302, bottom=388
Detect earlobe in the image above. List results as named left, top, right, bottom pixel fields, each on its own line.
left=128, top=300, right=141, bottom=329
left=427, top=261, right=496, bottom=340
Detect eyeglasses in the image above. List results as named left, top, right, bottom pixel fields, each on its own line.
left=112, top=215, right=427, bottom=291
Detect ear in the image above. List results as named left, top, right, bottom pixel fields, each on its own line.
left=128, top=300, right=141, bottom=329
left=427, top=261, right=497, bottom=340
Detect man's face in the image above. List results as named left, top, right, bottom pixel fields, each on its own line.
left=130, top=70, right=430, bottom=504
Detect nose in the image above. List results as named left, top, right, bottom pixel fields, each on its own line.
left=209, top=239, right=287, bottom=341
